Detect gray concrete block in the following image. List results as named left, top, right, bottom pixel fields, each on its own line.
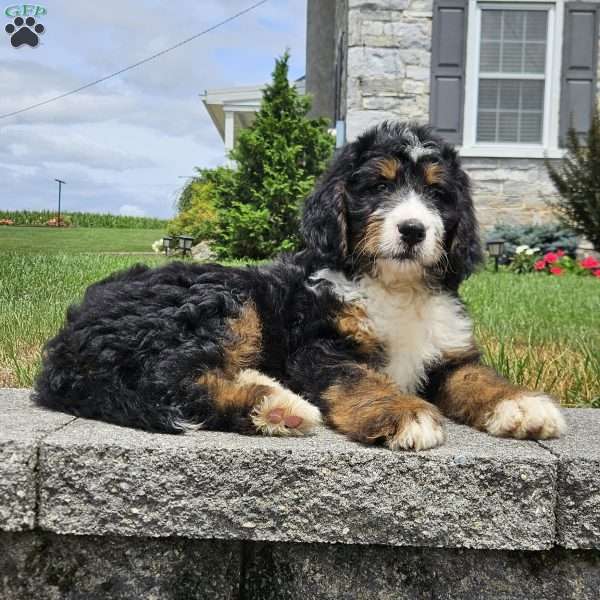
left=0, top=531, right=240, bottom=600
left=539, top=409, right=600, bottom=549
left=0, top=390, right=74, bottom=531
left=39, top=414, right=557, bottom=550
left=244, top=541, right=600, bottom=600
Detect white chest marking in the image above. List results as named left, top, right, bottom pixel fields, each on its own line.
left=314, top=268, right=474, bottom=394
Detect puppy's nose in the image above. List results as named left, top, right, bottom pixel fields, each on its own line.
left=397, top=220, right=426, bottom=245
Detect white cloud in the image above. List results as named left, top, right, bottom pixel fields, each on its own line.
left=119, top=204, right=146, bottom=217
left=0, top=0, right=307, bottom=217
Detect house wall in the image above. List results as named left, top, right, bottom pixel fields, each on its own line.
left=306, top=0, right=337, bottom=122
left=343, top=0, right=598, bottom=229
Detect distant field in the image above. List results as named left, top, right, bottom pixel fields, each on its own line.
left=0, top=210, right=168, bottom=229
left=0, top=253, right=597, bottom=407
left=0, top=226, right=165, bottom=253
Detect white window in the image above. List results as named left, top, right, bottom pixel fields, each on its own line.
left=462, top=0, right=564, bottom=158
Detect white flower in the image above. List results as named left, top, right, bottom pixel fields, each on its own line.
left=524, top=248, right=538, bottom=256
left=151, top=240, right=163, bottom=254
left=515, top=245, right=529, bottom=254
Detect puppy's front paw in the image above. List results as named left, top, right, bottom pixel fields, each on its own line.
left=386, top=409, right=446, bottom=451
left=251, top=390, right=322, bottom=437
left=485, top=394, right=566, bottom=439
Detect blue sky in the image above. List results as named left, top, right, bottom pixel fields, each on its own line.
left=0, top=0, right=307, bottom=218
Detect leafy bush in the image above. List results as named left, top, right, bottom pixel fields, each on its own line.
left=209, top=52, right=334, bottom=259
left=546, top=107, right=600, bottom=250
left=0, top=210, right=168, bottom=229
left=167, top=181, right=218, bottom=241
left=485, top=223, right=578, bottom=259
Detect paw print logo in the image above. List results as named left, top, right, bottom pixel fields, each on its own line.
left=5, top=16, right=45, bottom=48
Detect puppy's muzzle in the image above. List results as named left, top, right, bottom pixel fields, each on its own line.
left=397, top=219, right=426, bottom=247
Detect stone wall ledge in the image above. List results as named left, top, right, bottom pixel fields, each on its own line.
left=2, top=389, right=599, bottom=551
left=3, top=389, right=600, bottom=599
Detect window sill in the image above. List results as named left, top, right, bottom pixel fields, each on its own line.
left=458, top=145, right=566, bottom=159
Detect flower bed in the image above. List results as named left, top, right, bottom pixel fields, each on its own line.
left=509, top=245, right=599, bottom=278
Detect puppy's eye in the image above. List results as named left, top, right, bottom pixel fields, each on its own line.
left=377, top=182, right=393, bottom=192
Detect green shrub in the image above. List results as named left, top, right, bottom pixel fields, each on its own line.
left=211, top=52, right=334, bottom=260
left=546, top=107, right=600, bottom=250
left=485, top=223, right=578, bottom=259
left=167, top=181, right=218, bottom=241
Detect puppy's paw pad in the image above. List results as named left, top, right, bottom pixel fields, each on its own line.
left=486, top=394, right=566, bottom=439
left=252, top=392, right=321, bottom=436
left=265, top=408, right=304, bottom=429
left=386, top=412, right=446, bottom=451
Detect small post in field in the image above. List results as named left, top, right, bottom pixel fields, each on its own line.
left=54, top=179, right=66, bottom=227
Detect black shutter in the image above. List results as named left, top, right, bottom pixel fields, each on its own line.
left=429, top=0, right=468, bottom=144
left=559, top=2, right=600, bottom=145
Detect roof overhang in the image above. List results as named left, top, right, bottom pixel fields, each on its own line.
left=201, top=81, right=306, bottom=141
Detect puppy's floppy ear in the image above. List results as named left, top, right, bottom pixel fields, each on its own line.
left=302, top=144, right=355, bottom=264
left=445, top=167, right=483, bottom=290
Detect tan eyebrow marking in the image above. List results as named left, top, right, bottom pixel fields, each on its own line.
left=424, top=162, right=444, bottom=185
left=377, top=158, right=400, bottom=181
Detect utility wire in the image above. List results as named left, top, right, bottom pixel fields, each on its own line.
left=0, top=0, right=269, bottom=121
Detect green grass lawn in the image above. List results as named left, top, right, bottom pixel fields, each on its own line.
left=461, top=271, right=599, bottom=406
left=0, top=226, right=165, bottom=254
left=0, top=253, right=598, bottom=406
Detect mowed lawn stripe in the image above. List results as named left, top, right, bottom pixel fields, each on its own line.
left=0, top=227, right=165, bottom=254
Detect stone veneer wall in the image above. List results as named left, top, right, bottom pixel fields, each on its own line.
left=343, top=0, right=599, bottom=229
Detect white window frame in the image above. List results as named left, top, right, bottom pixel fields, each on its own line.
left=461, top=0, right=565, bottom=158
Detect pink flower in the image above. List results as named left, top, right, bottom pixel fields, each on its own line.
left=544, top=252, right=559, bottom=264
left=550, top=267, right=563, bottom=276
left=593, top=269, right=600, bottom=278
left=534, top=260, right=546, bottom=271
left=580, top=256, right=600, bottom=269
left=556, top=249, right=565, bottom=257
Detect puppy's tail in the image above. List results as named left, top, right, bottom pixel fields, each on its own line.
left=32, top=322, right=192, bottom=434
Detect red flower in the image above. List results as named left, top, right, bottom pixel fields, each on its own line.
left=534, top=260, right=546, bottom=271
left=544, top=252, right=559, bottom=263
left=556, top=249, right=565, bottom=257
left=593, top=269, right=600, bottom=278
left=580, top=256, right=600, bottom=269
left=550, top=267, right=563, bottom=276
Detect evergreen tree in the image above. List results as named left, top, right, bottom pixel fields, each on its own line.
left=546, top=108, right=600, bottom=250
left=213, top=51, right=335, bottom=259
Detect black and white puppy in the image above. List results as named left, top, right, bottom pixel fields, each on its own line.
left=34, top=122, right=566, bottom=450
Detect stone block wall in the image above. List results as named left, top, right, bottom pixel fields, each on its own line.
left=463, top=158, right=559, bottom=229
left=343, top=0, right=573, bottom=229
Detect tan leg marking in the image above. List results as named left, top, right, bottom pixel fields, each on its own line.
left=323, top=367, right=445, bottom=450
left=223, top=301, right=262, bottom=376
left=438, top=364, right=566, bottom=439
left=334, top=303, right=383, bottom=354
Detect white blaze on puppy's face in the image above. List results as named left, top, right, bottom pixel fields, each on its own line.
left=376, top=191, right=444, bottom=266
